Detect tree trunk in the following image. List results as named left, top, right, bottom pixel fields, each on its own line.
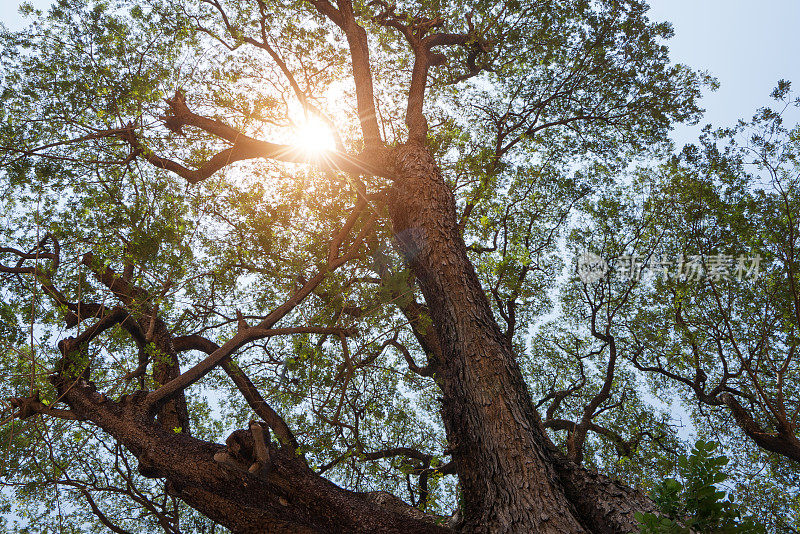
left=387, top=141, right=656, bottom=533
left=52, top=374, right=451, bottom=534
left=48, top=141, right=657, bottom=534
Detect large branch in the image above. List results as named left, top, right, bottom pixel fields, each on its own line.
left=145, top=209, right=373, bottom=412
left=368, top=6, right=440, bottom=142
left=120, top=93, right=389, bottom=182
left=50, top=375, right=450, bottom=533
left=570, top=323, right=619, bottom=464
left=543, top=418, right=640, bottom=459
left=719, top=392, right=800, bottom=462
left=308, top=0, right=382, bottom=146
left=368, top=4, right=488, bottom=142
left=78, top=252, right=193, bottom=434
left=552, top=451, right=660, bottom=533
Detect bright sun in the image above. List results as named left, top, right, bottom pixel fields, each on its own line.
left=294, top=118, right=336, bottom=156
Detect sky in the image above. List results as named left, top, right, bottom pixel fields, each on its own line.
left=4, top=0, right=800, bottom=148
left=0, top=0, right=795, bottom=512
left=648, top=0, right=800, bottom=146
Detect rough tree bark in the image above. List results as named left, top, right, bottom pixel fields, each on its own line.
left=386, top=141, right=657, bottom=533
left=5, top=1, right=667, bottom=531
left=29, top=139, right=660, bottom=534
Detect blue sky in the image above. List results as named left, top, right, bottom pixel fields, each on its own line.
left=648, top=0, right=800, bottom=146
left=4, top=0, right=800, bottom=146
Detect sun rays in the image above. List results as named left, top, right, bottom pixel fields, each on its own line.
left=294, top=117, right=336, bottom=157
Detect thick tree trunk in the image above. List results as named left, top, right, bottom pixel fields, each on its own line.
left=52, top=374, right=451, bottom=534
left=387, top=142, right=656, bottom=533
left=48, top=141, right=657, bottom=534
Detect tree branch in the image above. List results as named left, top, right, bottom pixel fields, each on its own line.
left=117, top=93, right=389, bottom=181
left=79, top=489, right=136, bottom=534
left=307, top=0, right=382, bottom=146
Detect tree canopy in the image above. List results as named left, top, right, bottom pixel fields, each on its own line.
left=0, top=0, right=797, bottom=532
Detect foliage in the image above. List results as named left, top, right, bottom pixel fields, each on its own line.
left=557, top=83, right=800, bottom=530
left=0, top=0, right=795, bottom=531
left=636, top=440, right=765, bottom=534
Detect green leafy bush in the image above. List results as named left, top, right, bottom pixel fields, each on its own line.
left=637, top=440, right=766, bottom=533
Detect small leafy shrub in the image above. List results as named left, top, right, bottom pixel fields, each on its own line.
left=636, top=440, right=765, bottom=533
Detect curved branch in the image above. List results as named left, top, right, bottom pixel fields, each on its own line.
left=79, top=489, right=136, bottom=534
left=173, top=330, right=352, bottom=455
left=308, top=0, right=382, bottom=146
left=120, top=106, right=386, bottom=182
left=384, top=338, right=432, bottom=377
left=719, top=392, right=800, bottom=462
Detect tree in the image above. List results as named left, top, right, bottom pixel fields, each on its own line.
left=0, top=0, right=748, bottom=532
left=637, top=440, right=765, bottom=534
left=561, top=85, right=800, bottom=530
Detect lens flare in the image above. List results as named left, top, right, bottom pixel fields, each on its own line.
left=294, top=118, right=336, bottom=156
